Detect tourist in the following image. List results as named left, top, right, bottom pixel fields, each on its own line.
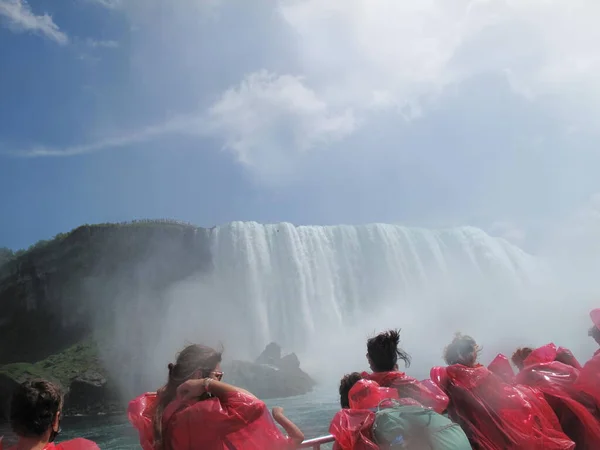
left=3, top=379, right=99, bottom=450
left=576, top=309, right=600, bottom=407
left=128, top=343, right=303, bottom=450
left=512, top=343, right=600, bottom=449
left=431, top=333, right=574, bottom=449
left=331, top=374, right=471, bottom=449
left=361, top=329, right=449, bottom=413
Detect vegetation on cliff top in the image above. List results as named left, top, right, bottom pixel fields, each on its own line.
left=1, top=219, right=199, bottom=263
left=0, top=339, right=103, bottom=390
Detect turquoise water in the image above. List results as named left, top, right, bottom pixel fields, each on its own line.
left=58, top=384, right=340, bottom=449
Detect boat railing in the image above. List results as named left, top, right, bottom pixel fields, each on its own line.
left=299, top=434, right=335, bottom=449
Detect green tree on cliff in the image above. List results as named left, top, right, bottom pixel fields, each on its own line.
left=0, top=247, right=14, bottom=267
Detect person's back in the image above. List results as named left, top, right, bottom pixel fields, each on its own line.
left=2, top=380, right=99, bottom=450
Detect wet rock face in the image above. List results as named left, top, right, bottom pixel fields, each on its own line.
left=0, top=223, right=212, bottom=365
left=226, top=343, right=316, bottom=399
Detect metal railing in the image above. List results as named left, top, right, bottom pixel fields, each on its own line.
left=299, top=434, right=335, bottom=449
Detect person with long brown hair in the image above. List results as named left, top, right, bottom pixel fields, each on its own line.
left=128, top=344, right=303, bottom=450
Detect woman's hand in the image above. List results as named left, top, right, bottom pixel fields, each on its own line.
left=176, top=379, right=209, bottom=401
left=272, top=406, right=284, bottom=418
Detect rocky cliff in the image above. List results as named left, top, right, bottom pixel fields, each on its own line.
left=0, top=221, right=212, bottom=365
left=0, top=221, right=315, bottom=422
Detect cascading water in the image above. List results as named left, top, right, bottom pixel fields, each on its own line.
left=113, top=220, right=600, bottom=395
left=198, top=222, right=542, bottom=369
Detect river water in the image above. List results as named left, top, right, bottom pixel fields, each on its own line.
left=57, top=384, right=339, bottom=449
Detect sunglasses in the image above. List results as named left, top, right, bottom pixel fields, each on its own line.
left=211, top=371, right=224, bottom=381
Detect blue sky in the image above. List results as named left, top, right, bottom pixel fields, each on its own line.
left=2, top=0, right=600, bottom=251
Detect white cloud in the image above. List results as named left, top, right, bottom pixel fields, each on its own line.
left=4, top=71, right=356, bottom=184
left=3, top=114, right=204, bottom=158
left=0, top=0, right=68, bottom=44
left=206, top=71, right=356, bottom=179
left=277, top=0, right=600, bottom=117
left=85, top=38, right=119, bottom=48
left=84, top=0, right=122, bottom=10
left=191, top=0, right=600, bottom=179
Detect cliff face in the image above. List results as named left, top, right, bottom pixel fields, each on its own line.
left=0, top=221, right=316, bottom=422
left=0, top=222, right=212, bottom=365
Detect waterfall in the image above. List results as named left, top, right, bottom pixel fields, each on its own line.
left=104, top=221, right=600, bottom=392
left=201, top=222, right=539, bottom=362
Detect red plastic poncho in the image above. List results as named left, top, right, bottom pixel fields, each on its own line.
left=361, top=371, right=449, bottom=413
left=430, top=364, right=575, bottom=450
left=128, top=391, right=291, bottom=450
left=576, top=353, right=600, bottom=406
left=517, top=344, right=600, bottom=449
left=329, top=409, right=377, bottom=450
left=1, top=439, right=99, bottom=450
left=487, top=354, right=515, bottom=384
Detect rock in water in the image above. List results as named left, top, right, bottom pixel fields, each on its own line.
left=255, top=342, right=282, bottom=365
left=225, top=343, right=315, bottom=399
left=64, top=370, right=121, bottom=416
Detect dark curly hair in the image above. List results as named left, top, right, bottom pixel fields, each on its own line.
left=10, top=380, right=63, bottom=438
left=443, top=333, right=480, bottom=366
left=339, top=372, right=362, bottom=409
left=511, top=347, right=533, bottom=370
left=367, top=329, right=411, bottom=372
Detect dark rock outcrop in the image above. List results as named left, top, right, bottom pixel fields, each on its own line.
left=64, top=370, right=121, bottom=416
left=225, top=343, right=315, bottom=399
left=0, top=221, right=212, bottom=366
left=255, top=342, right=282, bottom=365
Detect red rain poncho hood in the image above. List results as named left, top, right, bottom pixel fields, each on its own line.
left=128, top=391, right=291, bottom=450
left=431, top=363, right=575, bottom=450
left=0, top=438, right=99, bottom=450
left=517, top=343, right=600, bottom=449
left=361, top=371, right=449, bottom=413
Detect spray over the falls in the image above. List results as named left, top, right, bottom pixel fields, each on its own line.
left=100, top=222, right=598, bottom=397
